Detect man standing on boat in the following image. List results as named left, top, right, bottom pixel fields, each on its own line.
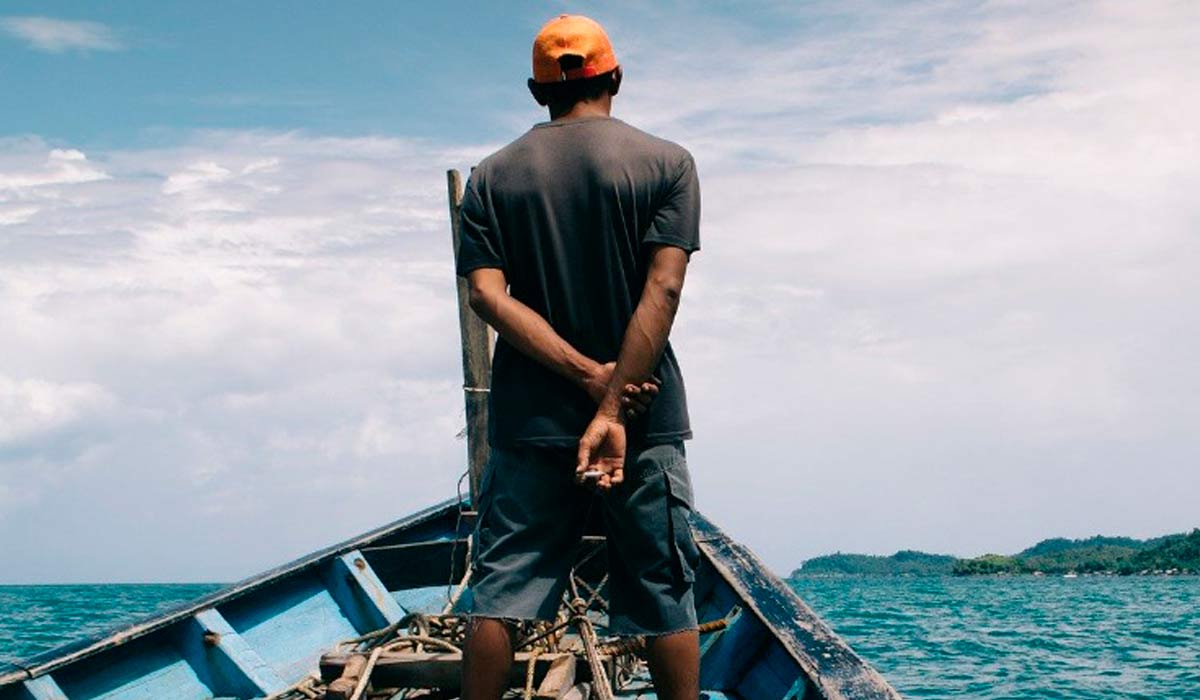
left=454, top=14, right=702, bottom=700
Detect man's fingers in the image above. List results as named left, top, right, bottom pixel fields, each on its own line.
left=618, top=381, right=658, bottom=419
left=620, top=396, right=643, bottom=418
left=576, top=420, right=612, bottom=475
left=576, top=431, right=596, bottom=474
left=621, top=396, right=652, bottom=418
left=633, top=388, right=655, bottom=413
left=596, top=463, right=623, bottom=489
left=621, top=382, right=659, bottom=396
left=575, top=417, right=626, bottom=490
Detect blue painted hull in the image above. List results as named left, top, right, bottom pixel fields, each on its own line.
left=0, top=500, right=900, bottom=699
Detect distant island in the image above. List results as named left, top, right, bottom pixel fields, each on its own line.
left=790, top=529, right=1200, bottom=577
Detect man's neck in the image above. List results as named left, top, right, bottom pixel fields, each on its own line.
left=548, top=96, right=612, bottom=122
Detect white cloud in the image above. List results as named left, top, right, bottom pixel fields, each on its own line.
left=1, top=1, right=1198, bottom=580
left=0, top=376, right=113, bottom=445
left=161, top=161, right=233, bottom=195
left=0, top=132, right=492, bottom=581
left=607, top=0, right=1200, bottom=565
left=0, top=205, right=38, bottom=226
left=0, top=147, right=109, bottom=190
left=0, top=16, right=123, bottom=53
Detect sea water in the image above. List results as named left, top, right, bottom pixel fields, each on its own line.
left=0, top=584, right=221, bottom=670
left=1, top=578, right=1197, bottom=698
left=791, top=575, right=1200, bottom=699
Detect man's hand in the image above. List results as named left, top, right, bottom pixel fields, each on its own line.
left=581, top=361, right=616, bottom=404
left=582, top=361, right=661, bottom=418
left=465, top=269, right=663, bottom=420
left=619, top=376, right=661, bottom=419
left=576, top=412, right=626, bottom=490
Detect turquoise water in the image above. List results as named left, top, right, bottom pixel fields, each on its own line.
left=0, top=584, right=222, bottom=668
left=1, top=578, right=1197, bottom=698
left=790, top=576, right=1200, bottom=699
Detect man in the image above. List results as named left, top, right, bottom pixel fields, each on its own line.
left=455, top=14, right=701, bottom=700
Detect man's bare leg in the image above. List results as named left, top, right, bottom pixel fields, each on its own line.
left=462, top=617, right=513, bottom=700
left=646, top=629, right=700, bottom=700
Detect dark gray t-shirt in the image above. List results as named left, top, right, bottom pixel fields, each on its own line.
left=455, top=115, right=700, bottom=448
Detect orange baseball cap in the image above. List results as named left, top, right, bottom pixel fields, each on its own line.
left=531, top=14, right=619, bottom=83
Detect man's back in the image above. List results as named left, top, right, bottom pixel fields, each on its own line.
left=457, top=115, right=701, bottom=447
left=458, top=16, right=703, bottom=700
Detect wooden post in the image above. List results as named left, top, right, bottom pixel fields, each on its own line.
left=447, top=169, right=492, bottom=506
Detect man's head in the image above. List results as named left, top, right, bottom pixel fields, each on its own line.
left=527, top=14, right=622, bottom=118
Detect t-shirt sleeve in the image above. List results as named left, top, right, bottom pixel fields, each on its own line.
left=455, top=173, right=506, bottom=276
left=642, top=153, right=701, bottom=254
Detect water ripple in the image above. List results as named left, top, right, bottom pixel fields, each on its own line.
left=0, top=584, right=221, bottom=667
left=790, top=575, right=1200, bottom=700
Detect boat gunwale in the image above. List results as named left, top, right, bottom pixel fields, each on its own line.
left=693, top=511, right=902, bottom=700
left=0, top=498, right=460, bottom=687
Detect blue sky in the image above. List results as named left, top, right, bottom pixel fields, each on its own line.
left=0, top=1, right=998, bottom=146
left=2, top=1, right=1198, bottom=582
left=0, top=1, right=549, bottom=145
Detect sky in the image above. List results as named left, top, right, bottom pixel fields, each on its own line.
left=1, top=0, right=1197, bottom=583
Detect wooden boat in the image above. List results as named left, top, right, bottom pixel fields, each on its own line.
left=0, top=173, right=901, bottom=700
left=0, top=498, right=899, bottom=700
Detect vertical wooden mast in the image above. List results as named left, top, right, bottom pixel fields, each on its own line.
left=447, top=169, right=492, bottom=505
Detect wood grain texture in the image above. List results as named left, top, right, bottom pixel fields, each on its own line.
left=694, top=512, right=904, bottom=699
left=324, top=551, right=406, bottom=632
left=217, top=573, right=359, bottom=685
left=186, top=608, right=287, bottom=697
left=447, top=169, right=493, bottom=506
left=359, top=539, right=469, bottom=592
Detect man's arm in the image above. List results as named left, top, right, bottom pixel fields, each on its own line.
left=467, top=267, right=607, bottom=398
left=466, top=267, right=659, bottom=409
left=576, top=244, right=689, bottom=488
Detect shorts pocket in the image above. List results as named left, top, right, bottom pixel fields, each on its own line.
left=663, top=453, right=700, bottom=586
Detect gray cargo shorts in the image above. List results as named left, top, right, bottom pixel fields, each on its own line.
left=467, top=440, right=700, bottom=637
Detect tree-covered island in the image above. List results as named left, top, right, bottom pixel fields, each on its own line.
left=790, top=529, right=1200, bottom=577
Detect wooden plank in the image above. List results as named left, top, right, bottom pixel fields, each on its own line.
left=324, top=550, right=406, bottom=632
left=20, top=676, right=67, bottom=700
left=535, top=655, right=576, bottom=698
left=50, top=633, right=213, bottom=700
left=734, top=643, right=805, bottom=700
left=697, top=607, right=771, bottom=690
left=217, top=573, right=360, bottom=685
left=184, top=608, right=287, bottom=697
left=447, top=168, right=493, bottom=505
left=360, top=539, right=469, bottom=591
left=392, top=586, right=452, bottom=615
left=693, top=513, right=902, bottom=700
